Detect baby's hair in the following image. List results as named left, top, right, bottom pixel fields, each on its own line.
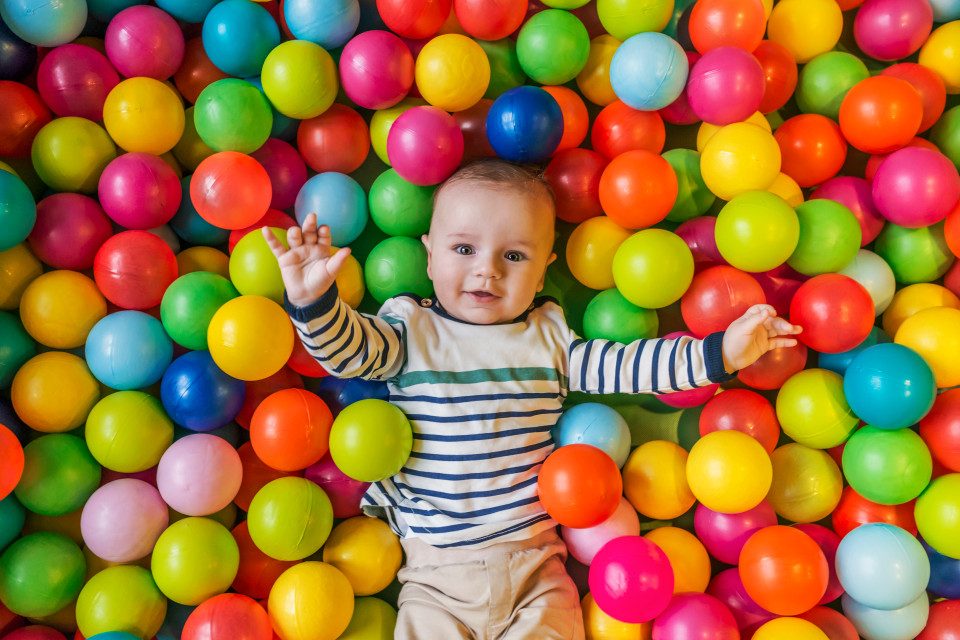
left=433, top=158, right=556, bottom=211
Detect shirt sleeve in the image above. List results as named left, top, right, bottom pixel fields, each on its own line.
left=284, top=284, right=407, bottom=381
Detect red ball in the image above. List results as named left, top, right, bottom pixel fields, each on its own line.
left=920, top=388, right=960, bottom=473
left=737, top=342, right=808, bottom=390
left=174, top=37, right=230, bottom=105
left=688, top=0, right=766, bottom=53
left=190, top=151, right=272, bottom=230
left=234, top=367, right=304, bottom=430
left=250, top=139, right=307, bottom=211
left=231, top=521, right=297, bottom=600
left=591, top=100, right=665, bottom=159
left=880, top=62, right=947, bottom=134
left=789, top=274, right=874, bottom=354
left=93, top=230, right=179, bottom=310
left=599, top=150, right=677, bottom=229
left=28, top=194, right=113, bottom=270
left=286, top=336, right=329, bottom=378
left=831, top=485, right=917, bottom=538
left=537, top=443, right=622, bottom=528
left=774, top=114, right=848, bottom=188
left=544, top=148, right=607, bottom=224
left=452, top=98, right=496, bottom=164
left=228, top=209, right=297, bottom=254
left=250, top=388, right=333, bottom=471
left=798, top=606, right=860, bottom=640
left=754, top=40, right=798, bottom=114
left=181, top=593, right=273, bottom=640
left=700, top=389, right=780, bottom=454
left=916, top=599, right=960, bottom=640
left=234, top=442, right=297, bottom=512
left=297, top=104, right=370, bottom=175
left=0, top=81, right=52, bottom=157
left=839, top=75, right=923, bottom=154
left=377, top=0, right=451, bottom=39
left=680, top=265, right=766, bottom=338
left=454, top=0, right=526, bottom=40
left=0, top=423, right=24, bottom=501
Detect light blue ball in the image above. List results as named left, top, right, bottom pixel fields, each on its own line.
left=155, top=0, right=219, bottom=22
left=0, top=170, right=35, bottom=252
left=295, top=172, right=369, bottom=247
left=202, top=0, right=280, bottom=78
left=610, top=32, right=688, bottom=111
left=170, top=176, right=231, bottom=246
left=551, top=403, right=631, bottom=468
left=836, top=523, right=930, bottom=612
left=843, top=343, right=936, bottom=430
left=85, top=311, right=174, bottom=391
left=0, top=0, right=87, bottom=47
left=842, top=592, right=929, bottom=640
left=818, top=326, right=887, bottom=376
left=284, top=0, right=359, bottom=49
left=930, top=0, right=960, bottom=22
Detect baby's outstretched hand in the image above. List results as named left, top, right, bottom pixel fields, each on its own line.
left=262, top=213, right=351, bottom=307
left=721, top=304, right=802, bottom=373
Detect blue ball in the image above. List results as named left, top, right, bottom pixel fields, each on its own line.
left=551, top=402, right=631, bottom=468
left=841, top=592, right=929, bottom=640
left=925, top=539, right=960, bottom=599
left=307, top=375, right=387, bottom=413
left=486, top=86, right=564, bottom=163
left=295, top=172, right=368, bottom=246
left=818, top=326, right=887, bottom=376
left=0, top=13, right=37, bottom=80
left=930, top=0, right=960, bottom=21
left=0, top=0, right=86, bottom=47
left=284, top=0, right=359, bottom=49
left=160, top=351, right=246, bottom=432
left=202, top=0, right=280, bottom=78
left=85, top=311, right=174, bottom=390
left=610, top=32, right=689, bottom=111
left=0, top=170, right=35, bottom=252
left=843, top=343, right=937, bottom=430
left=836, top=523, right=930, bottom=611
left=89, top=633, right=142, bottom=640
left=169, top=176, right=231, bottom=246
left=156, top=0, right=219, bottom=22
left=87, top=0, right=143, bottom=20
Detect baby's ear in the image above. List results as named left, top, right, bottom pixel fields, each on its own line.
left=536, top=252, right=557, bottom=292
left=421, top=234, right=433, bottom=279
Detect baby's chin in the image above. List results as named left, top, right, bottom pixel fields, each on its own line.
left=441, top=293, right=529, bottom=325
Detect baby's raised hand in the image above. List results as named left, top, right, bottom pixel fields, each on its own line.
left=721, top=304, right=803, bottom=373
left=262, top=213, right=351, bottom=307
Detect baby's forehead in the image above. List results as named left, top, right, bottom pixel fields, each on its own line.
left=432, top=179, right=555, bottom=229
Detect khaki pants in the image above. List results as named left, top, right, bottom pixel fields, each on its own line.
left=395, top=528, right=586, bottom=640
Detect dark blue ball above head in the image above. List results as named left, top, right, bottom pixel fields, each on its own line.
left=306, top=375, right=388, bottom=414
left=486, top=86, right=564, bottom=163
left=0, top=19, right=37, bottom=81
left=161, top=351, right=246, bottom=432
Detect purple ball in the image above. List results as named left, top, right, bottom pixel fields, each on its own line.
left=651, top=593, right=740, bottom=640
left=80, top=479, right=169, bottom=563
left=28, top=193, right=113, bottom=270
left=872, top=146, right=960, bottom=228
left=339, top=30, right=414, bottom=110
left=304, top=453, right=370, bottom=519
left=36, top=44, right=119, bottom=120
left=387, top=106, right=464, bottom=186
left=707, top=568, right=775, bottom=631
left=105, top=5, right=185, bottom=79
left=250, top=138, right=308, bottom=211
left=693, top=500, right=777, bottom=565
left=588, top=535, right=674, bottom=623
left=98, top=152, right=182, bottom=229
left=675, top=215, right=724, bottom=267
left=156, top=434, right=243, bottom=517
left=811, top=176, right=886, bottom=245
left=854, top=0, right=933, bottom=62
left=686, top=46, right=765, bottom=126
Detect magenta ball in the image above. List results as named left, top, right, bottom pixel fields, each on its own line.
left=707, top=568, right=775, bottom=631
left=105, top=5, right=185, bottom=79
left=562, top=497, right=641, bottom=565
left=588, top=535, right=674, bottom=623
left=98, top=152, right=182, bottom=229
left=304, top=454, right=370, bottom=519
left=28, top=193, right=113, bottom=270
left=36, top=43, right=119, bottom=120
left=339, top=30, right=414, bottom=110
left=2, top=626, right=67, bottom=640
left=686, top=46, right=765, bottom=126
left=387, top=105, right=465, bottom=186
left=80, top=479, right=169, bottom=563
left=156, top=434, right=243, bottom=517
left=693, top=500, right=778, bottom=565
left=872, top=146, right=960, bottom=228
left=795, top=523, right=844, bottom=604
left=251, top=138, right=308, bottom=211
left=658, top=331, right=720, bottom=408
left=676, top=215, right=725, bottom=268
left=854, top=0, right=933, bottom=61
left=652, top=593, right=740, bottom=640
left=811, top=176, right=886, bottom=246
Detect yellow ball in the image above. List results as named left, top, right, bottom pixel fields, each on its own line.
left=566, top=216, right=632, bottom=290
left=207, top=295, right=294, bottom=381
left=336, top=252, right=365, bottom=309
left=645, top=527, right=711, bottom=594
left=696, top=112, right=771, bottom=153
left=85, top=391, right=175, bottom=473
left=76, top=566, right=167, bottom=639
left=776, top=369, right=859, bottom=449
left=262, top=40, right=338, bottom=119
left=882, top=283, right=960, bottom=337
left=103, top=77, right=185, bottom=154
left=19, top=270, right=107, bottom=349
left=582, top=593, right=650, bottom=640
left=920, top=21, right=960, bottom=94
left=576, top=35, right=620, bottom=107
left=369, top=99, right=425, bottom=165
left=269, top=562, right=355, bottom=640
left=622, top=440, right=695, bottom=520
left=768, top=443, right=843, bottom=524
left=177, top=246, right=231, bottom=278
left=415, top=34, right=490, bottom=112
left=0, top=243, right=42, bottom=309
left=322, top=517, right=402, bottom=596
left=686, top=430, right=773, bottom=514
left=752, top=617, right=829, bottom=640
left=896, top=306, right=960, bottom=388
left=230, top=228, right=287, bottom=304
left=11, top=352, right=99, bottom=433
left=767, top=0, right=843, bottom=63
left=700, top=122, right=781, bottom=201
left=31, top=117, right=118, bottom=193
left=766, top=172, right=804, bottom=207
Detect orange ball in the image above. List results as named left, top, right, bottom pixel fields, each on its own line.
left=174, top=37, right=229, bottom=105
left=739, top=525, right=829, bottom=616
left=774, top=114, right=847, bottom=188
left=231, top=521, right=296, bottom=600
left=839, top=76, right=923, bottom=154
left=945, top=201, right=959, bottom=259
left=0, top=424, right=24, bottom=500
left=599, top=150, right=677, bottom=229
left=755, top=40, right=798, bottom=113
left=190, top=151, right=272, bottom=230
left=591, top=100, right=665, bottom=159
left=233, top=443, right=295, bottom=512
left=250, top=388, right=333, bottom=471
left=537, top=443, right=622, bottom=528
left=689, top=0, right=767, bottom=53
left=542, top=86, right=589, bottom=153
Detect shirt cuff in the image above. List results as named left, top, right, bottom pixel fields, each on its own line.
left=704, top=331, right=737, bottom=383
left=284, top=284, right=340, bottom=323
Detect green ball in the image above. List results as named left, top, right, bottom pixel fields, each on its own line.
left=85, top=391, right=174, bottom=473
left=339, top=597, right=398, bottom=640
left=0, top=532, right=86, bottom=617
left=229, top=227, right=287, bottom=303
left=160, top=271, right=240, bottom=351
left=0, top=496, right=25, bottom=552
left=368, top=169, right=435, bottom=237
left=364, top=236, right=433, bottom=304
left=151, top=517, right=239, bottom=605
left=612, top=229, right=693, bottom=309
left=0, top=170, right=36, bottom=251
left=76, top=565, right=167, bottom=639
left=796, top=52, right=870, bottom=121
left=788, top=199, right=862, bottom=275
left=930, top=106, right=960, bottom=177
left=15, top=434, right=101, bottom=516
left=247, top=477, right=333, bottom=561
left=597, top=0, right=674, bottom=41
left=716, top=191, right=800, bottom=273
left=194, top=79, right=273, bottom=154
left=478, top=39, right=526, bottom=100
left=842, top=426, right=932, bottom=505
left=516, top=9, right=590, bottom=85
left=663, top=149, right=715, bottom=223
left=915, top=474, right=960, bottom=560
left=582, top=288, right=659, bottom=343
left=330, top=399, right=413, bottom=482
left=0, top=310, right=36, bottom=387
left=874, top=221, right=954, bottom=284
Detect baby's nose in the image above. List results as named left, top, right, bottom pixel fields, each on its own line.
left=474, top=255, right=502, bottom=279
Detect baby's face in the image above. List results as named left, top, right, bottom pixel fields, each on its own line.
left=422, top=181, right=557, bottom=325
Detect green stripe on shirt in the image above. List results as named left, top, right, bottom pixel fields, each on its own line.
left=394, top=367, right=559, bottom=388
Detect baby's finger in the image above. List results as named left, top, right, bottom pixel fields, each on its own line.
left=768, top=337, right=799, bottom=350
left=302, top=213, right=319, bottom=245
left=325, top=246, right=352, bottom=277
left=286, top=224, right=304, bottom=249
left=317, top=224, right=333, bottom=251
left=766, top=316, right=803, bottom=336
left=262, top=227, right=287, bottom=257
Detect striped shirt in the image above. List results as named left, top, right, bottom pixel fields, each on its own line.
left=286, top=285, right=733, bottom=549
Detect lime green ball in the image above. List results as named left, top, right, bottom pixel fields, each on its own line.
left=842, top=426, right=932, bottom=506
left=31, top=117, right=117, bottom=194
left=247, top=477, right=333, bottom=561
left=15, top=434, right=101, bottom=516
left=262, top=40, right=338, bottom=119
left=368, top=169, right=435, bottom=237
left=788, top=199, right=862, bottom=275
left=0, top=310, right=36, bottom=388
left=716, top=190, right=800, bottom=273
left=364, top=236, right=433, bottom=304
left=151, top=517, right=239, bottom=605
left=597, top=0, right=674, bottom=40
left=516, top=9, right=591, bottom=85
left=330, top=399, right=413, bottom=482
left=776, top=369, right=859, bottom=449
left=194, top=79, right=273, bottom=154
left=229, top=227, right=287, bottom=303
left=0, top=532, right=85, bottom=617
left=612, top=229, right=694, bottom=309
left=931, top=106, right=960, bottom=170
left=339, top=597, right=398, bottom=640
left=796, top=52, right=870, bottom=121
left=583, top=288, right=659, bottom=342
left=160, top=271, right=239, bottom=351
left=874, top=221, right=954, bottom=284
left=85, top=391, right=174, bottom=473
left=663, top=149, right=715, bottom=223
left=542, top=0, right=590, bottom=7
left=478, top=39, right=526, bottom=100
left=76, top=565, right=167, bottom=639
left=916, top=474, right=960, bottom=559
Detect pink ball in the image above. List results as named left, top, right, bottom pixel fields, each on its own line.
left=36, top=44, right=119, bottom=120
left=80, top=479, right=169, bottom=563
left=387, top=106, right=464, bottom=186
left=658, top=331, right=720, bottom=408
left=304, top=453, right=370, bottom=519
left=854, top=0, right=933, bottom=61
left=28, top=193, right=113, bottom=270
left=872, top=146, right=960, bottom=228
left=2, top=626, right=67, bottom=640
left=339, top=30, right=415, bottom=110
left=753, top=264, right=806, bottom=318
left=652, top=593, right=740, bottom=640
left=98, top=152, right=182, bottom=230
left=676, top=215, right=725, bottom=269
left=588, top=535, right=674, bottom=623
left=661, top=51, right=703, bottom=126
left=156, top=434, right=243, bottom=516
left=251, top=139, right=308, bottom=211
left=686, top=47, right=765, bottom=126
left=562, top=497, right=641, bottom=565
left=694, top=500, right=778, bottom=565
left=811, top=176, right=886, bottom=245
left=707, top=568, right=776, bottom=630
left=105, top=5, right=185, bottom=79
left=795, top=523, right=844, bottom=605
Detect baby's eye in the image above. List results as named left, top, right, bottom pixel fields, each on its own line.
left=505, top=251, right=526, bottom=262
left=454, top=244, right=474, bottom=255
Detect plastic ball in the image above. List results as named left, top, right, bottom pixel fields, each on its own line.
left=94, top=230, right=179, bottom=310
left=229, top=227, right=287, bottom=303
left=895, top=306, right=960, bottom=388
left=588, top=535, right=674, bottom=624
left=796, top=51, right=869, bottom=121
left=85, top=311, right=174, bottom=390
left=19, top=270, right=106, bottom=349
left=339, top=30, right=413, bottom=110
left=843, top=343, right=936, bottom=430
left=36, top=43, right=118, bottom=120
left=843, top=426, right=932, bottom=505
left=161, top=272, right=239, bottom=351
left=576, top=34, right=620, bottom=107
left=0, top=19, right=37, bottom=80
left=230, top=520, right=296, bottom=599
left=85, top=391, right=174, bottom=473
left=740, top=526, right=828, bottom=616
left=775, top=368, right=858, bottom=449
left=839, top=76, right=923, bottom=154
left=695, top=501, right=777, bottom=565
left=207, top=295, right=294, bottom=381
left=386, top=105, right=464, bottom=185
left=329, top=399, right=412, bottom=482
left=30, top=116, right=117, bottom=193
left=753, top=618, right=829, bottom=640
left=767, top=0, right=842, bottom=63
left=624, top=441, right=696, bottom=520
left=842, top=593, right=930, bottom=640
left=2, top=626, right=68, bottom=640
left=296, top=104, right=369, bottom=175
left=835, top=523, right=929, bottom=612
left=191, top=151, right=272, bottom=230
left=651, top=592, right=738, bottom=640
left=920, top=21, right=960, bottom=93
left=0, top=424, right=23, bottom=501
left=0, top=532, right=85, bottom=618
left=538, top=443, right=622, bottom=528
left=0, top=81, right=50, bottom=159
left=566, top=214, right=631, bottom=290
left=103, top=77, right=184, bottom=155
left=105, top=5, right=185, bottom=79
left=612, top=229, right=694, bottom=309
left=755, top=40, right=799, bottom=114
left=157, top=433, right=242, bottom=517
left=337, top=596, right=397, bottom=640
left=80, top=479, right=168, bottom=563
left=645, top=527, right=711, bottom=595
left=837, top=250, right=896, bottom=317
left=696, top=111, right=771, bottom=152
left=790, top=274, right=874, bottom=353
left=182, top=593, right=273, bottom=640
left=321, top=517, right=401, bottom=596
left=364, top=236, right=433, bottom=303
left=686, top=430, right=772, bottom=514
left=875, top=220, right=955, bottom=284
left=294, top=173, right=368, bottom=246
left=484, top=86, right=563, bottom=163
left=872, top=146, right=960, bottom=228
left=11, top=352, right=99, bottom=434
left=152, top=516, right=239, bottom=605
left=680, top=265, right=766, bottom=338
left=515, top=9, right=589, bottom=85
left=881, top=62, right=947, bottom=133
left=76, top=565, right=166, bottom=638
left=415, top=34, right=489, bottom=112
left=920, top=388, right=960, bottom=472
left=0, top=243, right=43, bottom=311
left=0, top=0, right=86, bottom=47
left=811, top=176, right=886, bottom=246
left=194, top=79, right=273, bottom=154
left=284, top=0, right=358, bottom=48
left=174, top=36, right=229, bottom=104
left=304, top=455, right=370, bottom=520
left=248, top=476, right=332, bottom=560
left=368, top=168, right=435, bottom=237
left=582, top=287, right=658, bottom=343
left=768, top=443, right=843, bottom=523
left=916, top=473, right=960, bottom=559
left=686, top=47, right=765, bottom=126
left=250, top=388, right=332, bottom=472
left=700, top=389, right=779, bottom=454
left=700, top=124, right=782, bottom=201
left=552, top=403, right=630, bottom=467
left=16, top=434, right=100, bottom=516
left=714, top=191, right=798, bottom=273
left=707, top=568, right=774, bottom=631
left=201, top=0, right=279, bottom=77
left=609, top=32, right=688, bottom=111
left=268, top=562, right=354, bottom=640
left=26, top=194, right=111, bottom=271
left=854, top=0, right=932, bottom=61
left=562, top=497, right=640, bottom=566
left=262, top=40, right=338, bottom=120
left=688, top=0, right=766, bottom=52
left=775, top=114, right=847, bottom=189
left=599, top=150, right=677, bottom=229
left=917, top=600, right=960, bottom=640
left=787, top=199, right=862, bottom=275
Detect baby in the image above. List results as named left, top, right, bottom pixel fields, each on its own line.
left=264, top=159, right=801, bottom=640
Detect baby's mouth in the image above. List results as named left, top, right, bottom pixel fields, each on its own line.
left=465, top=290, right=500, bottom=301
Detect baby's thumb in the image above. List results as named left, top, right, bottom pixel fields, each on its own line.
left=325, top=247, right=352, bottom=277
